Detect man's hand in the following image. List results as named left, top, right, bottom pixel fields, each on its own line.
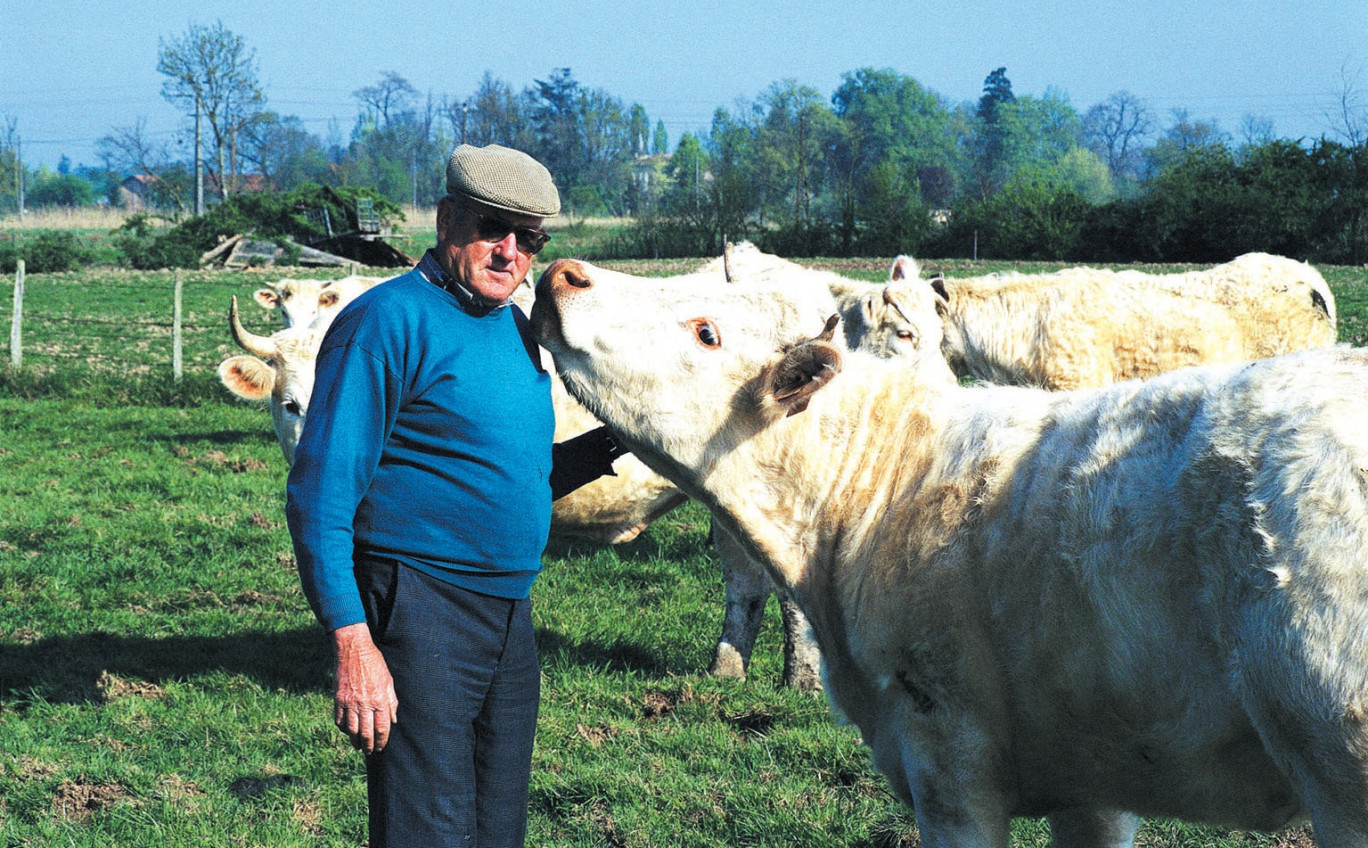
left=330, top=622, right=399, bottom=754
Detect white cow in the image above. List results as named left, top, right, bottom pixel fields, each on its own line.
left=887, top=253, right=1337, bottom=390
left=253, top=275, right=386, bottom=329
left=533, top=256, right=1368, bottom=847
left=219, top=296, right=323, bottom=464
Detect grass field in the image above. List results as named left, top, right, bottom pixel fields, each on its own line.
left=1, top=250, right=1362, bottom=846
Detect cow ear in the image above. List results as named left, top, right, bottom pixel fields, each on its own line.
left=890, top=255, right=919, bottom=281
left=769, top=320, right=843, bottom=417
left=218, top=355, right=276, bottom=401
left=929, top=276, right=951, bottom=318
left=254, top=289, right=280, bottom=309
left=929, top=276, right=949, bottom=303
left=861, top=291, right=879, bottom=326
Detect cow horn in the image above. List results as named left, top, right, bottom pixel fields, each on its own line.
left=229, top=296, right=276, bottom=359
left=815, top=313, right=840, bottom=342
left=722, top=241, right=734, bottom=283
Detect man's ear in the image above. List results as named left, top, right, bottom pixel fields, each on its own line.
left=769, top=316, right=843, bottom=416
left=435, top=195, right=458, bottom=244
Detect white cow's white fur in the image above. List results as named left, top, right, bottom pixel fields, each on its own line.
left=534, top=257, right=1368, bottom=847
left=887, top=252, right=1337, bottom=390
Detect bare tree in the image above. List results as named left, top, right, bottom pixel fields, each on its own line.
left=353, top=72, right=418, bottom=130
left=157, top=21, right=265, bottom=204
left=0, top=116, right=20, bottom=213
left=95, top=119, right=191, bottom=216
left=1324, top=60, right=1367, bottom=146
left=1082, top=91, right=1154, bottom=178
left=1239, top=114, right=1276, bottom=149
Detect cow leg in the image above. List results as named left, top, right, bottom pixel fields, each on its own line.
left=778, top=593, right=822, bottom=692
left=708, top=522, right=770, bottom=680
left=1046, top=808, right=1139, bottom=848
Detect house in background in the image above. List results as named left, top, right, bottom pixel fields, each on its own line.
left=118, top=172, right=268, bottom=211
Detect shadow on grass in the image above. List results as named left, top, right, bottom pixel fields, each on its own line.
left=534, top=627, right=668, bottom=678
left=541, top=521, right=713, bottom=566
left=0, top=627, right=330, bottom=706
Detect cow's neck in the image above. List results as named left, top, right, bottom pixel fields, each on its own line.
left=704, top=365, right=951, bottom=593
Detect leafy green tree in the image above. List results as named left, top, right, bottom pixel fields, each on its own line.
left=752, top=80, right=842, bottom=249
left=950, top=167, right=1089, bottom=259
left=854, top=159, right=932, bottom=256
left=0, top=117, right=20, bottom=214
left=458, top=73, right=533, bottom=150
left=996, top=89, right=1082, bottom=175
left=653, top=120, right=669, bottom=155
left=628, top=104, right=651, bottom=156
left=346, top=73, right=446, bottom=206
left=238, top=112, right=333, bottom=191
left=661, top=133, right=710, bottom=229
left=707, top=106, right=761, bottom=248
left=26, top=170, right=96, bottom=207
left=1053, top=147, right=1116, bottom=204
left=829, top=67, right=957, bottom=249
left=969, top=66, right=1016, bottom=198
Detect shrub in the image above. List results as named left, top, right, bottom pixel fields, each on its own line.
left=0, top=230, right=96, bottom=274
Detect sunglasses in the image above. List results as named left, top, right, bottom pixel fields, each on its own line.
left=462, top=206, right=552, bottom=256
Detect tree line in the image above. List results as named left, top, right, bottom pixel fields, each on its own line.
left=2, top=21, right=1366, bottom=265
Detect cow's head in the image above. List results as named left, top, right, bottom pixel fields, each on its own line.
left=253, top=278, right=327, bottom=328
left=253, top=275, right=385, bottom=330
left=218, top=296, right=323, bottom=464
left=854, top=280, right=951, bottom=375
left=532, top=258, right=845, bottom=486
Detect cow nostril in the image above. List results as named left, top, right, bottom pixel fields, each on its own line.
left=564, top=270, right=591, bottom=289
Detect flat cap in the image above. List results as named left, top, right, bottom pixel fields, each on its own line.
left=446, top=143, right=561, bottom=217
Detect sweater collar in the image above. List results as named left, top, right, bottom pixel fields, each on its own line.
left=417, top=251, right=510, bottom=317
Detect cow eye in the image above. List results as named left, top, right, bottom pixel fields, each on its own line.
left=282, top=396, right=303, bottom=416
left=691, top=319, right=722, bottom=349
left=896, top=326, right=916, bottom=341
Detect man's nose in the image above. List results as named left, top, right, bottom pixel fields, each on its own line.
left=493, top=231, right=520, bottom=260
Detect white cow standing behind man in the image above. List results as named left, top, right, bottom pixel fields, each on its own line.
left=253, top=274, right=387, bottom=330
left=532, top=256, right=1368, bottom=847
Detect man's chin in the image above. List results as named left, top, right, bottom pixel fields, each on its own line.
left=473, top=270, right=523, bottom=302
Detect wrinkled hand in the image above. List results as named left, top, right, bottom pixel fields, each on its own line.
left=330, top=622, right=399, bottom=754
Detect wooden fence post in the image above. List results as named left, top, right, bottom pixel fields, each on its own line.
left=173, top=270, right=184, bottom=381
left=9, top=260, right=23, bottom=369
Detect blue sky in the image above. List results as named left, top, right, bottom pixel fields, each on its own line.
left=3, top=0, right=1365, bottom=170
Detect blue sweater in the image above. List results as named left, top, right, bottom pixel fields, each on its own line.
left=285, top=257, right=555, bottom=631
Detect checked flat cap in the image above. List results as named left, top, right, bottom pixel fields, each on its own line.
left=446, top=144, right=561, bottom=217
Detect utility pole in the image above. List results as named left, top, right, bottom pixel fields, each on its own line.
left=16, top=135, right=24, bottom=220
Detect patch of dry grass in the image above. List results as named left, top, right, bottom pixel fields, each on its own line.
left=0, top=207, right=134, bottom=232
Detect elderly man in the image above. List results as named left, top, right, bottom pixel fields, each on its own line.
left=286, top=144, right=623, bottom=847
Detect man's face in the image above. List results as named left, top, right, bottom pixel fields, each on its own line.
left=435, top=196, right=544, bottom=304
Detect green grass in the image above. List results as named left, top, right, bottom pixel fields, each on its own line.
left=1, top=257, right=1361, bottom=846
